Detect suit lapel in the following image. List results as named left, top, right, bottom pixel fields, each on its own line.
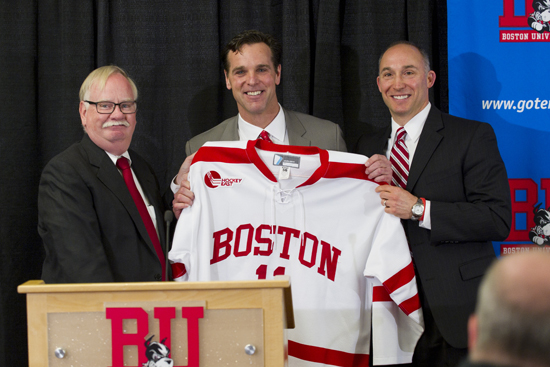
left=220, top=116, right=240, bottom=141
left=131, top=153, right=166, bottom=248
left=373, top=126, right=392, bottom=156
left=81, top=136, right=158, bottom=256
left=407, top=107, right=444, bottom=192
left=284, top=109, right=309, bottom=146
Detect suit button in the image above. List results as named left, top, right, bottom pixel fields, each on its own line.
left=154, top=274, right=162, bottom=281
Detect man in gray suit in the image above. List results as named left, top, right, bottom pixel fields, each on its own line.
left=185, top=29, right=347, bottom=155
left=355, top=41, right=511, bottom=366
left=173, top=30, right=391, bottom=216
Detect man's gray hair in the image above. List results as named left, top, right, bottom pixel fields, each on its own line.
left=79, top=65, right=138, bottom=102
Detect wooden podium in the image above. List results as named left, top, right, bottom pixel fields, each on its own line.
left=18, top=278, right=294, bottom=367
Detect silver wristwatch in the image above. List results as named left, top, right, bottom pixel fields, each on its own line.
left=411, top=197, right=424, bottom=221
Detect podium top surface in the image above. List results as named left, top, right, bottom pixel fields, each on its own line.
left=18, top=277, right=291, bottom=294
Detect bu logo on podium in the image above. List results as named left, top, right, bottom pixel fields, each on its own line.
left=105, top=306, right=204, bottom=367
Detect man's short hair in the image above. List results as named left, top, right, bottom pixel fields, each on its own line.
left=79, top=65, right=138, bottom=102
left=221, top=30, right=282, bottom=72
left=378, top=40, right=431, bottom=75
left=475, top=256, right=550, bottom=366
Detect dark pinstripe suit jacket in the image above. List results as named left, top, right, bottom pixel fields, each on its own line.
left=355, top=106, right=511, bottom=348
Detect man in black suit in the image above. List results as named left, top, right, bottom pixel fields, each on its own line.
left=355, top=41, right=511, bottom=366
left=39, top=65, right=168, bottom=283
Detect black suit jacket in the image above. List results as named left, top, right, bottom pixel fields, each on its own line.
left=39, top=135, right=167, bottom=283
left=355, top=107, right=511, bottom=348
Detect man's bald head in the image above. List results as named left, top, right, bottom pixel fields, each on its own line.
left=469, top=252, right=550, bottom=367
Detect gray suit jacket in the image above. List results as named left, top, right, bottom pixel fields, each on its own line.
left=39, top=135, right=167, bottom=283
left=185, top=108, right=347, bottom=155
left=355, top=107, right=511, bottom=348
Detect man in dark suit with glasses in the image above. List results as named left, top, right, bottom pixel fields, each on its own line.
left=39, top=65, right=169, bottom=283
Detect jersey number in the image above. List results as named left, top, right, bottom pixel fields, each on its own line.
left=256, top=264, right=286, bottom=279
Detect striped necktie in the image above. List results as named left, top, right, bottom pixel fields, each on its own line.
left=390, top=127, right=409, bottom=189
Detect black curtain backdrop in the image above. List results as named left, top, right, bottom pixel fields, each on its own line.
left=0, top=1, right=447, bottom=363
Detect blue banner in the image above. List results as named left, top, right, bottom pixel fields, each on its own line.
left=448, top=0, right=550, bottom=255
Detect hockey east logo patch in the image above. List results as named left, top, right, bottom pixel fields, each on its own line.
left=204, top=170, right=243, bottom=188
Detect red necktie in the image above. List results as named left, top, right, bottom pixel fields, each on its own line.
left=258, top=130, right=273, bottom=143
left=390, top=127, right=409, bottom=189
left=116, top=157, right=165, bottom=280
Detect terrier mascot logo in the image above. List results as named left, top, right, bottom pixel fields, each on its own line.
left=528, top=0, right=550, bottom=33
left=142, top=335, right=173, bottom=367
left=529, top=203, right=550, bottom=246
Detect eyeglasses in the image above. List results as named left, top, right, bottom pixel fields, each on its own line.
left=84, top=100, right=137, bottom=114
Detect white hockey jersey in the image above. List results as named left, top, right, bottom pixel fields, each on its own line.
left=169, top=140, right=423, bottom=366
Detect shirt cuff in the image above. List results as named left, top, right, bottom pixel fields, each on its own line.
left=170, top=175, right=180, bottom=194
left=419, top=199, right=431, bottom=230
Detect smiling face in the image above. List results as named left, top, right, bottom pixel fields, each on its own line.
left=79, top=73, right=137, bottom=155
left=224, top=42, right=281, bottom=128
left=377, top=43, right=436, bottom=126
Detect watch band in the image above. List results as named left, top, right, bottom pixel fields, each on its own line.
left=411, top=197, right=425, bottom=221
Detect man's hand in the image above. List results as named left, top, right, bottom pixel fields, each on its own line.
left=375, top=184, right=418, bottom=220
left=175, top=153, right=195, bottom=186
left=172, top=153, right=195, bottom=219
left=172, top=181, right=194, bottom=219
left=365, top=154, right=392, bottom=184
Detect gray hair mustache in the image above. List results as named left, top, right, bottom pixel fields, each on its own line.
left=102, top=120, right=130, bottom=128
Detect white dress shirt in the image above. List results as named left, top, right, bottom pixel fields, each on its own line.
left=385, top=103, right=432, bottom=229
left=171, top=104, right=289, bottom=194
left=107, top=150, right=158, bottom=232
left=237, top=103, right=289, bottom=144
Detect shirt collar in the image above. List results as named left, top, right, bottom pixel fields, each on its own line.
left=390, top=102, right=431, bottom=145
left=237, top=103, right=286, bottom=143
left=106, top=150, right=131, bottom=166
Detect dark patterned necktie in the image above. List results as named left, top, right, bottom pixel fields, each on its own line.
left=390, top=127, right=409, bottom=189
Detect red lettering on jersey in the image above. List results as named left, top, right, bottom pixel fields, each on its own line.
left=299, top=232, right=319, bottom=268
left=254, top=224, right=274, bottom=256
left=277, top=226, right=300, bottom=260
left=255, top=264, right=286, bottom=279
left=210, top=224, right=341, bottom=281
left=318, top=240, right=341, bottom=281
left=211, top=228, right=233, bottom=264
left=234, top=224, right=253, bottom=257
